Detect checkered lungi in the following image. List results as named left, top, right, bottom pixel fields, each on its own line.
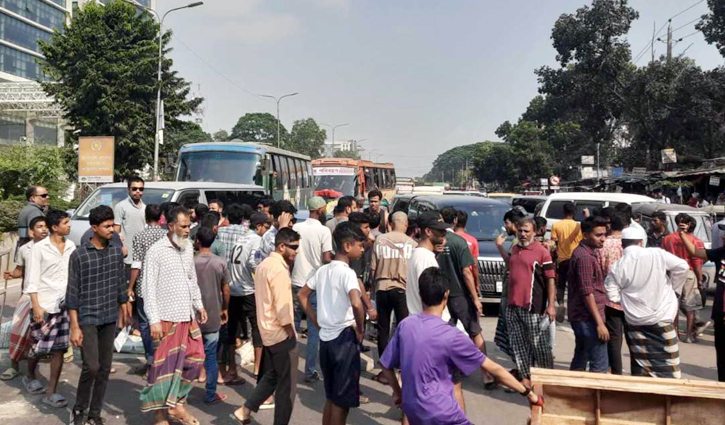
left=506, top=305, right=552, bottom=379
left=8, top=295, right=33, bottom=362
left=494, top=297, right=514, bottom=361
left=625, top=321, right=681, bottom=379
left=29, top=310, right=70, bottom=358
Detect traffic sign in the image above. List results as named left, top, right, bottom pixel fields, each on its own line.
left=550, top=175, right=560, bottom=186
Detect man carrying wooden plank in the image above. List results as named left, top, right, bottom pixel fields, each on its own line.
left=605, top=227, right=689, bottom=378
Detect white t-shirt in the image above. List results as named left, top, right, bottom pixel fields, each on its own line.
left=17, top=240, right=35, bottom=291
left=291, top=218, right=333, bottom=287
left=306, top=260, right=360, bottom=341
left=229, top=230, right=263, bottom=297
left=406, top=247, right=439, bottom=315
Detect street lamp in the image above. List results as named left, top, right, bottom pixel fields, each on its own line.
left=260, top=92, right=299, bottom=148
left=123, top=0, right=204, bottom=180
left=320, top=123, right=349, bottom=156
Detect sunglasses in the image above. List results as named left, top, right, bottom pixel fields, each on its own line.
left=130, top=187, right=144, bottom=192
left=285, top=243, right=300, bottom=251
left=36, top=194, right=49, bottom=198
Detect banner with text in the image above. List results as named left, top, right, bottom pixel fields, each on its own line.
left=79, top=136, right=115, bottom=183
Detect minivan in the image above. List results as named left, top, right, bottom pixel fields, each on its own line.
left=539, top=192, right=655, bottom=231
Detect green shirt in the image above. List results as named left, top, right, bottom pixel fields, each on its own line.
left=437, top=232, right=475, bottom=297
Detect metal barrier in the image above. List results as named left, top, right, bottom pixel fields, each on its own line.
left=0, top=248, right=15, bottom=327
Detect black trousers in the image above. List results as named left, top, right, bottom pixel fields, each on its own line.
left=74, top=323, right=116, bottom=418
left=244, top=337, right=298, bottom=425
left=556, top=260, right=570, bottom=305
left=605, top=306, right=625, bottom=375
left=376, top=288, right=408, bottom=358
left=716, top=320, right=725, bottom=382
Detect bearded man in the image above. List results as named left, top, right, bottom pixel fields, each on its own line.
left=139, top=206, right=208, bottom=425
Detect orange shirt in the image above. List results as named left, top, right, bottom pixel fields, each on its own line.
left=254, top=252, right=295, bottom=346
left=551, top=218, right=582, bottom=262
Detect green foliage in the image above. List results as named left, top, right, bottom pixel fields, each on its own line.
left=39, top=0, right=202, bottom=180
left=0, top=199, right=24, bottom=234
left=212, top=129, right=229, bottom=142
left=163, top=121, right=212, bottom=155
left=698, top=0, right=725, bottom=57
left=334, top=149, right=360, bottom=159
left=0, top=146, right=69, bottom=200
left=287, top=118, right=326, bottom=158
left=230, top=113, right=285, bottom=144
left=424, top=143, right=490, bottom=185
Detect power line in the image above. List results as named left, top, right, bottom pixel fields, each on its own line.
left=633, top=0, right=707, bottom=64
left=672, top=17, right=702, bottom=34
left=172, top=35, right=263, bottom=99
left=670, top=0, right=704, bottom=20
left=633, top=21, right=668, bottom=63
left=679, top=30, right=701, bottom=40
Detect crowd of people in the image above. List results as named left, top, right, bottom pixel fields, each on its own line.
left=2, top=180, right=725, bottom=425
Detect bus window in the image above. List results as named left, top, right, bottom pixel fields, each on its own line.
left=279, top=156, right=289, bottom=188
left=294, top=159, right=304, bottom=188
left=306, top=161, right=313, bottom=188
left=288, top=157, right=298, bottom=188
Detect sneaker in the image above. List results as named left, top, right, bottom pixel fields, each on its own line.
left=697, top=320, right=712, bottom=337
left=85, top=417, right=106, bottom=425
left=304, top=371, right=322, bottom=383
left=69, top=409, right=85, bottom=425
left=259, top=400, right=275, bottom=410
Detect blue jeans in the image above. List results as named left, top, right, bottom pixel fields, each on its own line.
left=292, top=286, right=320, bottom=377
left=202, top=332, right=219, bottom=403
left=570, top=321, right=609, bottom=373
left=136, top=296, right=154, bottom=365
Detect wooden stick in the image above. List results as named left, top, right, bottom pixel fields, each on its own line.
left=665, top=395, right=671, bottom=425
left=595, top=389, right=601, bottom=425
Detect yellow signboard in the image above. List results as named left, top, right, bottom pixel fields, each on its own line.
left=78, top=136, right=115, bottom=183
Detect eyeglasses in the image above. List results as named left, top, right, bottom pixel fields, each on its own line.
left=130, top=187, right=144, bottom=192
left=37, top=194, right=49, bottom=198
left=285, top=243, right=300, bottom=251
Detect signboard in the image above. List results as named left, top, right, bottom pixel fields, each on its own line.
left=312, top=166, right=356, bottom=176
left=710, top=176, right=721, bottom=186
left=78, top=136, right=115, bottom=183
left=632, top=167, right=647, bottom=175
left=612, top=167, right=623, bottom=178
left=540, top=178, right=548, bottom=188
left=581, top=155, right=595, bottom=165
left=549, top=175, right=560, bottom=186
left=661, top=148, right=677, bottom=164
left=581, top=167, right=595, bottom=179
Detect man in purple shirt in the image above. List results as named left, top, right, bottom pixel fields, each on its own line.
left=568, top=216, right=609, bottom=373
left=379, top=267, right=542, bottom=425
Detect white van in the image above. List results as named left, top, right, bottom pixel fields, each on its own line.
left=68, top=182, right=265, bottom=246
left=539, top=192, right=656, bottom=230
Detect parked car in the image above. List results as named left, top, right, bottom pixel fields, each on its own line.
left=512, top=195, right=548, bottom=216
left=487, top=192, right=517, bottom=204
left=407, top=195, right=511, bottom=301
left=68, top=182, right=265, bottom=246
left=443, top=190, right=487, bottom=197
left=389, top=194, right=416, bottom=215
left=539, top=192, right=655, bottom=232
left=633, top=202, right=715, bottom=291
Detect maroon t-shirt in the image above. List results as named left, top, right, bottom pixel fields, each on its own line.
left=508, top=241, right=555, bottom=314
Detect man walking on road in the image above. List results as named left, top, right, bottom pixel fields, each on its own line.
left=25, top=209, right=76, bottom=408
left=648, top=211, right=669, bottom=249
left=550, top=201, right=582, bottom=321
left=291, top=196, right=333, bottom=383
left=597, top=212, right=626, bottom=375
left=496, top=217, right=556, bottom=387
left=17, top=185, right=48, bottom=249
left=113, top=176, right=146, bottom=274
left=234, top=228, right=301, bottom=425
left=67, top=206, right=130, bottom=425
left=298, top=222, right=367, bottom=425
left=568, top=216, right=610, bottom=373
left=606, top=227, right=689, bottom=379
left=139, top=206, right=208, bottom=425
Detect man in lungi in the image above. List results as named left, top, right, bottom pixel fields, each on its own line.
left=0, top=216, right=47, bottom=381
left=25, top=209, right=76, bottom=408
left=605, top=227, right=689, bottom=378
left=140, top=206, right=208, bottom=425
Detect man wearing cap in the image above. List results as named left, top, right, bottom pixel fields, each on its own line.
left=225, top=211, right=273, bottom=385
left=605, top=227, right=689, bottom=378
left=291, top=196, right=333, bottom=383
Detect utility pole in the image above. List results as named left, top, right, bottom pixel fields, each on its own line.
left=596, top=142, right=601, bottom=181
left=666, top=19, right=673, bottom=62
left=651, top=21, right=656, bottom=63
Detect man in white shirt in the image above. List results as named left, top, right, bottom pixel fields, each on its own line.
left=225, top=212, right=272, bottom=383
left=291, top=196, right=333, bottom=382
left=25, top=210, right=76, bottom=408
left=298, top=221, right=366, bottom=425
left=406, top=211, right=449, bottom=315
left=605, top=227, right=689, bottom=379
left=113, top=176, right=146, bottom=270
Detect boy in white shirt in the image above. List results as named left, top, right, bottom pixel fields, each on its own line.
left=298, top=222, right=366, bottom=425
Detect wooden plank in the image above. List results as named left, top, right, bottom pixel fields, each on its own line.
left=541, top=414, right=589, bottom=425
left=664, top=396, right=670, bottom=425
left=543, top=385, right=595, bottom=421
left=530, top=368, right=725, bottom=401
left=599, top=391, right=665, bottom=425
left=670, top=397, right=725, bottom=425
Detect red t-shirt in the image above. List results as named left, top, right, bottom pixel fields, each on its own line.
left=508, top=241, right=556, bottom=314
left=456, top=230, right=479, bottom=259
left=662, top=232, right=704, bottom=271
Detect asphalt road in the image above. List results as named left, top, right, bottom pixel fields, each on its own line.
left=0, top=279, right=720, bottom=425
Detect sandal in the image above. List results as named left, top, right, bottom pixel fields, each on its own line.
left=203, top=393, right=227, bottom=405
left=230, top=410, right=251, bottom=424
left=22, top=377, right=46, bottom=395
left=0, top=367, right=20, bottom=381
left=42, top=393, right=68, bottom=408
left=359, top=395, right=371, bottom=404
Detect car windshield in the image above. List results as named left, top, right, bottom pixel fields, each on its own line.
left=314, top=175, right=356, bottom=198
left=73, top=188, right=175, bottom=220
left=177, top=151, right=262, bottom=185
left=456, top=204, right=511, bottom=240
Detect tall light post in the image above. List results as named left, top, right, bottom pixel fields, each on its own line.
left=123, top=0, right=204, bottom=180
left=320, top=122, right=349, bottom=156
left=260, top=92, right=298, bottom=148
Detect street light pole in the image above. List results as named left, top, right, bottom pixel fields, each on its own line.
left=260, top=92, right=299, bottom=148
left=320, top=123, right=349, bottom=156
left=123, top=0, right=204, bottom=180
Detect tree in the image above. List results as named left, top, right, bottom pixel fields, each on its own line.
left=334, top=149, right=360, bottom=159
left=230, top=113, right=286, bottom=144
left=39, top=1, right=201, bottom=180
left=0, top=146, right=69, bottom=200
left=212, top=129, right=229, bottom=142
left=163, top=121, right=212, bottom=155
left=287, top=118, right=326, bottom=158
left=699, top=0, right=725, bottom=57
left=423, top=143, right=489, bottom=184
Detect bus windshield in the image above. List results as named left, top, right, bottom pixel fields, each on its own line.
left=177, top=151, right=262, bottom=185
left=313, top=166, right=357, bottom=199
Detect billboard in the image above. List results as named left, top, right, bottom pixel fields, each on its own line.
left=78, top=136, right=115, bottom=183
left=661, top=148, right=677, bottom=164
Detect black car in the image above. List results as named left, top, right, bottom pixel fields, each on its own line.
left=407, top=195, right=511, bottom=301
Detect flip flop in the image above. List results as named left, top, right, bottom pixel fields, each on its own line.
left=359, top=395, right=371, bottom=404
left=0, top=367, right=20, bottom=381
left=230, top=412, right=251, bottom=425
left=203, top=393, right=227, bottom=405
left=42, top=393, right=68, bottom=408
left=22, top=377, right=46, bottom=395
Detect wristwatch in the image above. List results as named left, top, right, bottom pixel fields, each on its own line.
left=520, top=387, right=531, bottom=397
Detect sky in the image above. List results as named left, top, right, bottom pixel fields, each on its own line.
left=162, top=0, right=723, bottom=177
